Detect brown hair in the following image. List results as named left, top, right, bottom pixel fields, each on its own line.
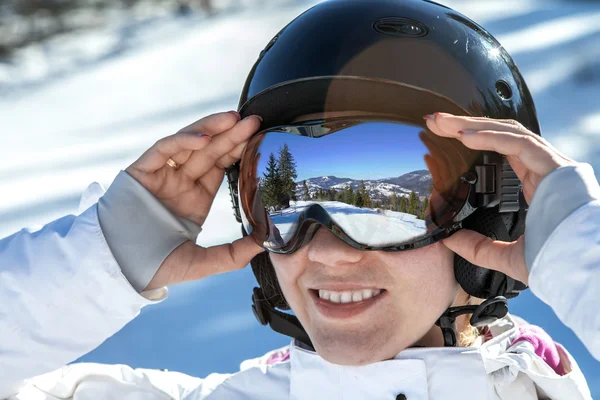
left=457, top=293, right=485, bottom=347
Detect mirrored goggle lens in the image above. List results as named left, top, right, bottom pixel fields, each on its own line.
left=239, top=119, right=476, bottom=252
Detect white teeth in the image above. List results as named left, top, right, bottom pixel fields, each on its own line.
left=329, top=291, right=341, bottom=303
left=340, top=291, right=352, bottom=303
left=352, top=291, right=363, bottom=302
left=318, top=288, right=383, bottom=303
left=319, top=290, right=331, bottom=301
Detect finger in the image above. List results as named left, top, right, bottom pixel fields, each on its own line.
left=216, top=140, right=248, bottom=169
left=189, top=235, right=265, bottom=280
left=424, top=154, right=443, bottom=191
left=420, top=130, right=468, bottom=187
left=430, top=113, right=544, bottom=146
left=177, top=111, right=241, bottom=136
left=421, top=133, right=449, bottom=186
left=424, top=150, right=452, bottom=194
left=196, top=165, right=226, bottom=198
left=456, top=130, right=564, bottom=178
left=181, top=115, right=262, bottom=179
left=442, top=229, right=528, bottom=285
left=429, top=113, right=574, bottom=164
left=131, top=132, right=213, bottom=173
left=170, top=150, right=193, bottom=166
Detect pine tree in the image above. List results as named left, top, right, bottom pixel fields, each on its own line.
left=277, top=144, right=298, bottom=207
left=344, top=185, right=355, bottom=205
left=302, top=180, right=310, bottom=200
left=329, top=188, right=337, bottom=201
left=408, top=191, right=420, bottom=216
left=387, top=194, right=395, bottom=210
left=398, top=196, right=406, bottom=213
left=391, top=193, right=399, bottom=211
left=360, top=181, right=372, bottom=208
left=420, top=197, right=429, bottom=220
left=262, top=152, right=282, bottom=210
left=355, top=180, right=371, bottom=208
left=355, top=182, right=364, bottom=208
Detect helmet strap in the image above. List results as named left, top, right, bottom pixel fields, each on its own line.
left=252, top=285, right=508, bottom=349
left=435, top=296, right=508, bottom=347
left=252, top=287, right=314, bottom=349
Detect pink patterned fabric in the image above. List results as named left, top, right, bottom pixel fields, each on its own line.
left=266, top=348, right=291, bottom=365
left=509, top=325, right=567, bottom=376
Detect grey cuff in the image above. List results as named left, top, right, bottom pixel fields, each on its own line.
left=525, top=163, right=600, bottom=271
left=98, top=171, right=202, bottom=292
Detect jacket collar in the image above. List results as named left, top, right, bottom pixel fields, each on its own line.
left=288, top=316, right=521, bottom=400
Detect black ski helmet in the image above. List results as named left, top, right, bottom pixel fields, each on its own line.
left=226, top=0, right=534, bottom=343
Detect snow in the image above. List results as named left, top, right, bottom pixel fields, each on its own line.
left=0, top=0, right=599, bottom=395
left=271, top=201, right=426, bottom=246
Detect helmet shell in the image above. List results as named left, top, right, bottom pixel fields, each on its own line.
left=238, top=0, right=540, bottom=134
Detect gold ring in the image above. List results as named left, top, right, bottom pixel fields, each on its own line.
left=166, top=158, right=179, bottom=169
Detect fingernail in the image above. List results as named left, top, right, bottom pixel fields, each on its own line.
left=197, top=133, right=212, bottom=139
left=245, top=114, right=263, bottom=122
left=458, top=130, right=477, bottom=135
left=434, top=112, right=452, bottom=117
left=423, top=114, right=435, bottom=120
left=228, top=110, right=241, bottom=119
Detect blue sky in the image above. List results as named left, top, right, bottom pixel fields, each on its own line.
left=257, top=122, right=429, bottom=182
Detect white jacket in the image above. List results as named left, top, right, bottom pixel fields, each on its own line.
left=1, top=165, right=599, bottom=399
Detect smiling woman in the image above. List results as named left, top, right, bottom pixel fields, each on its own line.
left=1, top=0, right=599, bottom=399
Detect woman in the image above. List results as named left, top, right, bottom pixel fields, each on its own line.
left=0, top=1, right=598, bottom=398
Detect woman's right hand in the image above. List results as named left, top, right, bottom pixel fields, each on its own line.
left=125, top=111, right=266, bottom=290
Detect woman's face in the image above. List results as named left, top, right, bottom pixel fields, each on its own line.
left=269, top=227, right=459, bottom=366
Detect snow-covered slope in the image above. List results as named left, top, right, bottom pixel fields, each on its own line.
left=0, top=0, right=598, bottom=395
left=271, top=200, right=426, bottom=246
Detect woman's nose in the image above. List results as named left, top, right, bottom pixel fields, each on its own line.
left=306, top=227, right=364, bottom=267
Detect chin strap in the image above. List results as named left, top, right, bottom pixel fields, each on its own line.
left=252, top=287, right=314, bottom=349
left=435, top=296, right=509, bottom=346
left=252, top=286, right=508, bottom=349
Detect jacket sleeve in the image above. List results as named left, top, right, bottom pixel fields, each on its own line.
left=0, top=203, right=166, bottom=398
left=525, top=163, right=600, bottom=361
left=9, top=362, right=231, bottom=400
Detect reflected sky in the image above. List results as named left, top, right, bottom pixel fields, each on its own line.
left=257, top=122, right=429, bottom=181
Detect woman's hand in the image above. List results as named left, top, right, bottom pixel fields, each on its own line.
left=424, top=112, right=577, bottom=285
left=126, top=111, right=265, bottom=290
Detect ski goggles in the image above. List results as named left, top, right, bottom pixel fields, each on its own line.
left=231, top=117, right=523, bottom=254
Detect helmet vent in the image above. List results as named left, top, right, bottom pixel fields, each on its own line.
left=373, top=17, right=428, bottom=38
left=495, top=80, right=512, bottom=100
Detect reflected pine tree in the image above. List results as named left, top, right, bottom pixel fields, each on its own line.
left=278, top=144, right=298, bottom=207
left=261, top=152, right=283, bottom=211
left=408, top=191, right=420, bottom=216
left=302, top=180, right=310, bottom=200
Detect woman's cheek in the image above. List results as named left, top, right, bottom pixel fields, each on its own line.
left=269, top=253, right=304, bottom=305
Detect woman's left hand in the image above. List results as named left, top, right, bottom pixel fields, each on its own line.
left=424, top=112, right=578, bottom=285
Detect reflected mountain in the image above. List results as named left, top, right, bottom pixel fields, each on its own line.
left=296, top=170, right=432, bottom=202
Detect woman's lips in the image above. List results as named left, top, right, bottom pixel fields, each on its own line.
left=309, top=289, right=387, bottom=319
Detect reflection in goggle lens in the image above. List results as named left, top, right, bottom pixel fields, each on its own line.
left=243, top=121, right=471, bottom=250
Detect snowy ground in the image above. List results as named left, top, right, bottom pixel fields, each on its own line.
left=1, top=0, right=599, bottom=395
left=272, top=200, right=426, bottom=246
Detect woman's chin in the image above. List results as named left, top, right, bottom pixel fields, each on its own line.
left=312, top=337, right=406, bottom=366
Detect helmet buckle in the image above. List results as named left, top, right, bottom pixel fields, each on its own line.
left=473, top=153, right=521, bottom=213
